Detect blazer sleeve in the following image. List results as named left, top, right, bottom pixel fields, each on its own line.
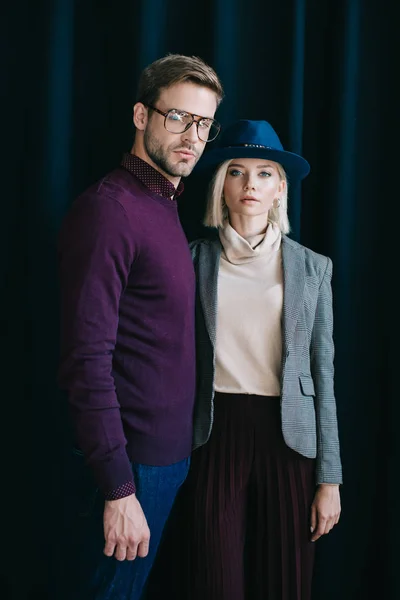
left=310, top=257, right=343, bottom=485
left=189, top=239, right=201, bottom=261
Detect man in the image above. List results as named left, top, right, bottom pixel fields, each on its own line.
left=58, top=54, right=223, bottom=599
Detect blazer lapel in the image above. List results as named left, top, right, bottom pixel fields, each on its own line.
left=197, top=235, right=305, bottom=352
left=198, top=238, right=221, bottom=348
left=282, top=237, right=305, bottom=353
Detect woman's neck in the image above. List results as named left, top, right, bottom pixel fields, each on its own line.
left=228, top=213, right=269, bottom=240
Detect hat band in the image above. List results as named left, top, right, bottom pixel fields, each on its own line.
left=227, top=143, right=274, bottom=149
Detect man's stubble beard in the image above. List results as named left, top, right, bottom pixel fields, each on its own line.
left=143, top=126, right=201, bottom=179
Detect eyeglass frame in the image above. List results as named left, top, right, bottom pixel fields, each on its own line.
left=144, top=104, right=221, bottom=142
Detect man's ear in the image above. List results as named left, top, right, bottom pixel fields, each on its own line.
left=133, top=102, right=148, bottom=131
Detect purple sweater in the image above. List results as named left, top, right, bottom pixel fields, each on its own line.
left=58, top=163, right=196, bottom=498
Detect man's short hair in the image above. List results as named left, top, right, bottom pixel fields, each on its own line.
left=136, top=54, right=224, bottom=108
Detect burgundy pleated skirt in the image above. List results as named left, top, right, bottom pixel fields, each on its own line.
left=186, top=392, right=316, bottom=600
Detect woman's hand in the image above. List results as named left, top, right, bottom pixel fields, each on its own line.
left=310, top=484, right=341, bottom=542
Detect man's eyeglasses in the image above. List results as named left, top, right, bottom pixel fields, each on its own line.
left=145, top=105, right=221, bottom=143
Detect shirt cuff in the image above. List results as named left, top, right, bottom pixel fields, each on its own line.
left=104, top=480, right=136, bottom=501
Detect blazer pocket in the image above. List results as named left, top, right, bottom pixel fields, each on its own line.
left=299, top=374, right=316, bottom=397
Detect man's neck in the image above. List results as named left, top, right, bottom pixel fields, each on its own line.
left=130, top=144, right=181, bottom=189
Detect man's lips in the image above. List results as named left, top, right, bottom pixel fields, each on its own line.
left=174, top=149, right=196, bottom=159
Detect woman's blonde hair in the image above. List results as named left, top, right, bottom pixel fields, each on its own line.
left=203, top=159, right=290, bottom=234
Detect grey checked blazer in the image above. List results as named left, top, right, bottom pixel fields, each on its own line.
left=190, top=233, right=343, bottom=485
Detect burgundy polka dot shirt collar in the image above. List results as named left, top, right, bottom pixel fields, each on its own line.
left=121, top=153, right=184, bottom=200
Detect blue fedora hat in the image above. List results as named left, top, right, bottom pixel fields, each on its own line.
left=196, top=119, right=310, bottom=182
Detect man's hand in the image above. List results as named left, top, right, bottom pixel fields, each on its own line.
left=103, top=494, right=150, bottom=561
left=310, top=484, right=341, bottom=542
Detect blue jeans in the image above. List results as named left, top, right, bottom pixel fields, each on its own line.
left=62, top=453, right=190, bottom=600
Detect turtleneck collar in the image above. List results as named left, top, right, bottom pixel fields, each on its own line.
left=219, top=221, right=282, bottom=265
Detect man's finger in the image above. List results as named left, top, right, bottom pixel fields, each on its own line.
left=126, top=544, right=139, bottom=561
left=115, top=544, right=128, bottom=562
left=103, top=540, right=116, bottom=557
left=137, top=540, right=150, bottom=558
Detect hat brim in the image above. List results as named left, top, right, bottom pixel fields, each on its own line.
left=195, top=146, right=310, bottom=182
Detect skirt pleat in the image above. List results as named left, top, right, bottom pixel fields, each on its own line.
left=186, top=392, right=316, bottom=600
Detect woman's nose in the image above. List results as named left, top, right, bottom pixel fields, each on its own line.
left=244, top=179, right=256, bottom=191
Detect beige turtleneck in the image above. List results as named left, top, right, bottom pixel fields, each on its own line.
left=215, top=222, right=283, bottom=396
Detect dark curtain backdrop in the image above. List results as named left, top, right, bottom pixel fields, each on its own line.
left=2, top=1, right=397, bottom=599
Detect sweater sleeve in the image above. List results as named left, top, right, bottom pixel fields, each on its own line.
left=58, top=192, right=136, bottom=498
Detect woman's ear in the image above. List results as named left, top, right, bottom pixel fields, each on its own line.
left=278, top=178, right=286, bottom=196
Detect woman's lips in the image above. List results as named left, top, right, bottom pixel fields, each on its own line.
left=240, top=197, right=259, bottom=203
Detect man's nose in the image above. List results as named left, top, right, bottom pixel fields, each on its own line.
left=182, top=121, right=200, bottom=144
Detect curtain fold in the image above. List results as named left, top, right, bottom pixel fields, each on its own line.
left=2, top=1, right=395, bottom=598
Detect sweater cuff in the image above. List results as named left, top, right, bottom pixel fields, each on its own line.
left=91, top=450, right=135, bottom=498
left=104, top=480, right=136, bottom=501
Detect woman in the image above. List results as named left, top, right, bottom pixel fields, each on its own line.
left=187, top=119, right=342, bottom=600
